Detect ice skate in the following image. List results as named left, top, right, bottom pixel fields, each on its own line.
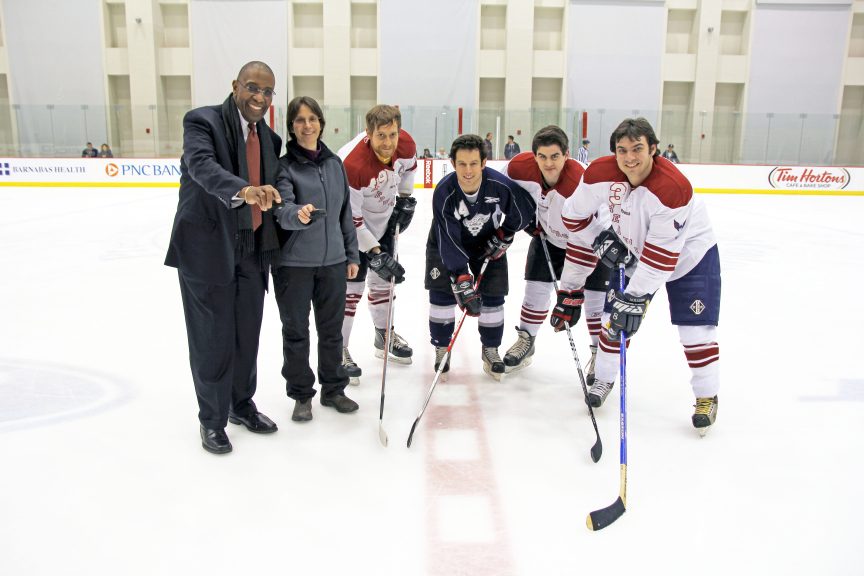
left=587, top=379, right=614, bottom=408
left=482, top=346, right=505, bottom=382
left=434, top=346, right=450, bottom=382
left=585, top=345, right=598, bottom=387
left=693, top=395, right=718, bottom=437
left=503, top=327, right=535, bottom=373
left=342, top=347, right=362, bottom=386
left=374, top=327, right=413, bottom=365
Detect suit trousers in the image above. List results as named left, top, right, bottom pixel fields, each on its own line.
left=178, top=246, right=265, bottom=429
left=272, top=263, right=349, bottom=402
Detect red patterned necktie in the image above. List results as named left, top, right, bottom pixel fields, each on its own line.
left=246, top=122, right=262, bottom=231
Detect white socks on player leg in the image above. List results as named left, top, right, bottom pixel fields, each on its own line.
left=519, top=280, right=553, bottom=337
left=584, top=289, right=605, bottom=347
left=594, top=312, right=624, bottom=385
left=678, top=325, right=720, bottom=398
left=343, top=283, right=365, bottom=347
left=366, top=272, right=393, bottom=331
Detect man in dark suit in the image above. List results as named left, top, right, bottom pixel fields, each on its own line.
left=165, top=61, right=311, bottom=454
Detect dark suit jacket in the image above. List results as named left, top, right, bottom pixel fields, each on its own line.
left=165, top=104, right=304, bottom=285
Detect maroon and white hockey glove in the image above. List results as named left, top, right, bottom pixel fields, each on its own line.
left=450, top=274, right=482, bottom=317
left=550, top=289, right=584, bottom=331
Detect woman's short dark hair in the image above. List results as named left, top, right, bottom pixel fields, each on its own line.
left=101, top=143, right=109, bottom=149
left=532, top=125, right=569, bottom=155
left=450, top=134, right=487, bottom=162
left=609, top=117, right=660, bottom=155
left=286, top=96, right=326, bottom=140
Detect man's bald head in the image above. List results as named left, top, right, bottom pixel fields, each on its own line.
left=237, top=61, right=274, bottom=82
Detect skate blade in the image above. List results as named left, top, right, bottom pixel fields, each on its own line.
left=504, top=356, right=533, bottom=374
left=374, top=349, right=413, bottom=365
left=698, top=426, right=711, bottom=438
left=483, top=364, right=503, bottom=382
left=348, top=377, right=360, bottom=386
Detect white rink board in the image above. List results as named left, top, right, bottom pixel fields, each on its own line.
left=2, top=157, right=864, bottom=194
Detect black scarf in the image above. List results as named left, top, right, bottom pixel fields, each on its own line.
left=221, top=95, right=281, bottom=268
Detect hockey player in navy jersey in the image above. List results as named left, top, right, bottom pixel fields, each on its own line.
left=556, top=118, right=721, bottom=435
left=425, top=134, right=536, bottom=381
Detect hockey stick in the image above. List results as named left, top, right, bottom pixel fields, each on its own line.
left=587, top=262, right=628, bottom=531
left=407, top=258, right=490, bottom=448
left=540, top=234, right=602, bottom=463
left=377, top=224, right=401, bottom=448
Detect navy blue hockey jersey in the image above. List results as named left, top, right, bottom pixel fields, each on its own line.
left=429, top=167, right=536, bottom=276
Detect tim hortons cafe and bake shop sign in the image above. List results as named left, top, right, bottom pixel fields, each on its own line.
left=768, top=167, right=851, bottom=191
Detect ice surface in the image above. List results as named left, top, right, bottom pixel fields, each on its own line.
left=0, top=188, right=862, bottom=575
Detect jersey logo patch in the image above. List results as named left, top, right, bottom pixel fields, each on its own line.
left=430, top=268, right=440, bottom=280
left=463, top=212, right=490, bottom=236
left=690, top=300, right=705, bottom=315
left=674, top=220, right=686, bottom=231
left=484, top=197, right=499, bottom=203
left=607, top=289, right=616, bottom=303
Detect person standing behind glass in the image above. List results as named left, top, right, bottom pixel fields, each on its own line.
left=99, top=143, right=113, bottom=158
left=82, top=142, right=97, bottom=158
left=273, top=96, right=360, bottom=422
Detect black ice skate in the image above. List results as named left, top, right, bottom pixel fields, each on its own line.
left=585, top=345, right=598, bottom=387
left=434, top=346, right=450, bottom=382
left=482, top=346, right=505, bottom=382
left=342, top=347, right=361, bottom=386
left=503, top=327, right=535, bottom=373
left=587, top=379, right=615, bottom=408
left=374, top=327, right=413, bottom=365
left=692, top=395, right=718, bottom=437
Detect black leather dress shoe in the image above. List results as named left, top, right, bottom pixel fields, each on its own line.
left=200, top=426, right=232, bottom=454
left=228, top=411, right=278, bottom=434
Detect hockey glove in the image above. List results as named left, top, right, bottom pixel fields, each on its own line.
left=450, top=274, right=482, bottom=317
left=607, top=290, right=652, bottom=342
left=369, top=251, right=405, bottom=284
left=387, top=196, right=417, bottom=235
left=592, top=227, right=633, bottom=270
left=550, top=289, right=585, bottom=331
left=524, top=218, right=543, bottom=237
left=484, top=229, right=514, bottom=260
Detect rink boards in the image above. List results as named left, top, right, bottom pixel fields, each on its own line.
left=0, top=156, right=862, bottom=195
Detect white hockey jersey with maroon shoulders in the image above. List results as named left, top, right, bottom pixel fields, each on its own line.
left=502, top=152, right=606, bottom=250
left=560, top=154, right=717, bottom=297
left=337, top=130, right=418, bottom=252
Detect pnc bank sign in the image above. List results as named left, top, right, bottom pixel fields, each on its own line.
left=104, top=163, right=181, bottom=178
left=768, top=167, right=850, bottom=191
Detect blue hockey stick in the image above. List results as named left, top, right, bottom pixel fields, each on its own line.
left=587, top=261, right=628, bottom=530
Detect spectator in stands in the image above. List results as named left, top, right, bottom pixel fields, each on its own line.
left=98, top=143, right=113, bottom=158
left=485, top=133, right=494, bottom=159
left=504, top=135, right=520, bottom=160
left=662, top=143, right=680, bottom=163
left=436, top=147, right=449, bottom=159
left=82, top=142, right=97, bottom=158
left=423, top=148, right=434, bottom=159
left=577, top=139, right=589, bottom=164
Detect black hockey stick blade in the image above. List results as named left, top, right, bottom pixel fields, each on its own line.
left=586, top=497, right=625, bottom=531
left=590, top=437, right=602, bottom=463
left=407, top=418, right=420, bottom=448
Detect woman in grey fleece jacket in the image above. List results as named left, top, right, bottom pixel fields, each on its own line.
left=272, top=96, right=360, bottom=423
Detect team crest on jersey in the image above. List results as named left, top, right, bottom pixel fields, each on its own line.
left=430, top=268, right=440, bottom=280
left=607, top=289, right=616, bottom=303
left=484, top=197, right=499, bottom=203
left=674, top=220, right=686, bottom=231
left=463, top=212, right=490, bottom=236
left=690, top=300, right=705, bottom=315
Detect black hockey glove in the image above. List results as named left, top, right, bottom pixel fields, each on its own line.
left=524, top=218, right=543, bottom=237
left=450, top=274, right=482, bottom=317
left=484, top=229, right=514, bottom=260
left=592, top=227, right=633, bottom=270
left=369, top=251, right=405, bottom=284
left=607, top=290, right=652, bottom=342
left=550, top=289, right=584, bottom=331
left=387, top=196, right=417, bottom=235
